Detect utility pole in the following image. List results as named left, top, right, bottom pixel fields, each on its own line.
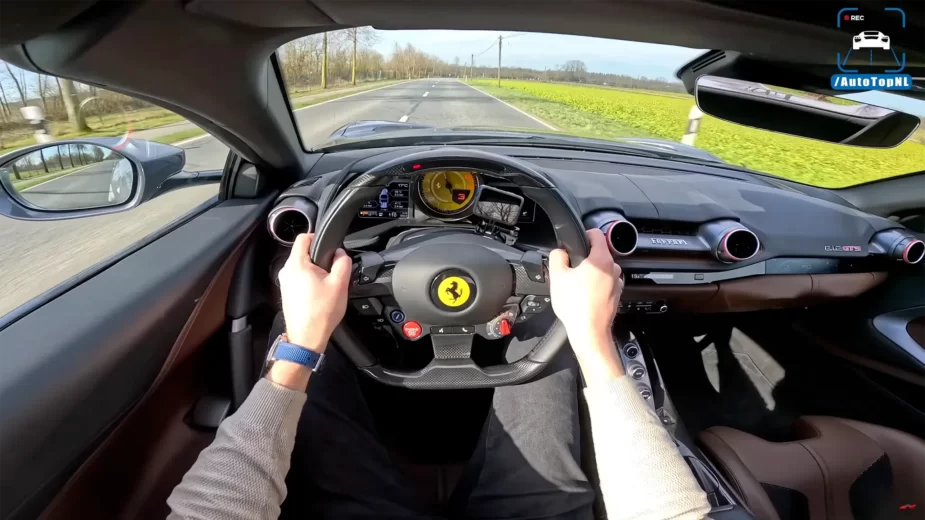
left=497, top=35, right=502, bottom=87
left=470, top=54, right=474, bottom=81
left=321, top=32, right=328, bottom=89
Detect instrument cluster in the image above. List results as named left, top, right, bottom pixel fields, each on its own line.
left=356, top=169, right=535, bottom=224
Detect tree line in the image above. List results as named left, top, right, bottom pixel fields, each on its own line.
left=2, top=28, right=686, bottom=146
left=278, top=31, right=684, bottom=94
left=7, top=143, right=108, bottom=181
left=278, top=28, right=459, bottom=89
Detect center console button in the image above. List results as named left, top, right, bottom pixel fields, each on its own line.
left=627, top=362, right=646, bottom=380
left=623, top=343, right=639, bottom=359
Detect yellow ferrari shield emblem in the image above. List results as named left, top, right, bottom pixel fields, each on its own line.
left=437, top=276, right=471, bottom=307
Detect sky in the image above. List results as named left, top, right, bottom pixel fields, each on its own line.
left=372, top=30, right=705, bottom=81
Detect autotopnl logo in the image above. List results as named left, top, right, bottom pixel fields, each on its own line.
left=831, top=7, right=912, bottom=91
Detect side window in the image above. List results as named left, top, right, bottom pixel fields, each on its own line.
left=0, top=63, right=230, bottom=317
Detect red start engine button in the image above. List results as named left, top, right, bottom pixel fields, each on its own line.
left=402, top=321, right=423, bottom=340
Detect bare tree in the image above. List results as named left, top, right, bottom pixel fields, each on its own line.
left=3, top=62, right=26, bottom=103
left=0, top=85, right=10, bottom=121
left=35, top=74, right=49, bottom=112
left=59, top=78, right=89, bottom=132
left=321, top=32, right=328, bottom=89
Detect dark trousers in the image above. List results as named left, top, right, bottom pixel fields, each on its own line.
left=278, top=340, right=595, bottom=519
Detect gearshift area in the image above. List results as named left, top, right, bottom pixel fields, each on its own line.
left=611, top=323, right=756, bottom=519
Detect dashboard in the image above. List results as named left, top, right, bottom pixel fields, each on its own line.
left=267, top=145, right=923, bottom=316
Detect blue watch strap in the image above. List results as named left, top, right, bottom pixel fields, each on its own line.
left=275, top=341, right=324, bottom=370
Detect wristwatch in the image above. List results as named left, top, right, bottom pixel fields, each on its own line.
left=265, top=333, right=325, bottom=372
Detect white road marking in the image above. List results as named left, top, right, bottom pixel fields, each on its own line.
left=171, top=134, right=212, bottom=146
left=458, top=80, right=558, bottom=131
left=432, top=84, right=436, bottom=87
left=174, top=81, right=419, bottom=146
left=399, top=115, right=409, bottom=122
left=423, top=92, right=429, bottom=97
left=293, top=80, right=413, bottom=112
left=21, top=164, right=93, bottom=192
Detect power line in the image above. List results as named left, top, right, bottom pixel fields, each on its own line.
left=473, top=40, right=497, bottom=58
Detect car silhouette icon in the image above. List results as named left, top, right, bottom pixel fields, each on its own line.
left=853, top=31, right=890, bottom=50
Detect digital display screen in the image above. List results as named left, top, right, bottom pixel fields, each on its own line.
left=473, top=186, right=524, bottom=226
left=358, top=181, right=411, bottom=219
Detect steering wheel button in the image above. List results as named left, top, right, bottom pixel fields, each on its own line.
left=351, top=298, right=382, bottom=316
left=402, top=321, right=423, bottom=339
left=498, top=319, right=512, bottom=336
left=356, top=252, right=384, bottom=285
left=389, top=310, right=405, bottom=323
left=521, top=295, right=549, bottom=314
left=520, top=251, right=546, bottom=283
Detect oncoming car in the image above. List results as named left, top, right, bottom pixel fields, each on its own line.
left=853, top=30, right=891, bottom=50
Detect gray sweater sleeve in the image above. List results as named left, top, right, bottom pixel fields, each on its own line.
left=584, top=377, right=711, bottom=520
left=168, top=375, right=709, bottom=520
left=167, top=379, right=307, bottom=520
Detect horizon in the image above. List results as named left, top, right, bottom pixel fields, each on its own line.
left=372, top=30, right=705, bottom=81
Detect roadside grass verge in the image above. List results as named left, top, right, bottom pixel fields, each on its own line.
left=1, top=80, right=406, bottom=156
left=11, top=165, right=86, bottom=190
left=290, top=80, right=404, bottom=109
left=1, top=107, right=186, bottom=155
left=470, top=79, right=925, bottom=188
left=151, top=129, right=207, bottom=145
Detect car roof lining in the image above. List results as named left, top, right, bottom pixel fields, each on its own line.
left=1, top=0, right=922, bottom=180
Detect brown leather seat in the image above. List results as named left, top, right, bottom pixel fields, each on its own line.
left=698, top=416, right=925, bottom=520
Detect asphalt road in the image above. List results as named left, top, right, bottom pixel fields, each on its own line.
left=1, top=79, right=548, bottom=316
left=19, top=159, right=127, bottom=209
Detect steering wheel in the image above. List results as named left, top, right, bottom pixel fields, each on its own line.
left=310, top=148, right=589, bottom=389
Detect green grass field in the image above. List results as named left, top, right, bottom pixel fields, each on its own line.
left=470, top=80, right=925, bottom=188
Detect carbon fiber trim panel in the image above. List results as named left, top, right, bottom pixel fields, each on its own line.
left=512, top=263, right=551, bottom=296
left=431, top=334, right=474, bottom=359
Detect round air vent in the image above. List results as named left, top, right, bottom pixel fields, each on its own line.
left=719, top=228, right=760, bottom=262
left=903, top=239, right=924, bottom=265
left=267, top=196, right=317, bottom=246
left=606, top=220, right=639, bottom=256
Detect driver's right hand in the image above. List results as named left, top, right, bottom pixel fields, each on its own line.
left=548, top=229, right=624, bottom=370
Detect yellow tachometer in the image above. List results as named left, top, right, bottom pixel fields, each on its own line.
left=417, top=170, right=479, bottom=216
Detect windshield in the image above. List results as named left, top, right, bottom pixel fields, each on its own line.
left=277, top=29, right=925, bottom=189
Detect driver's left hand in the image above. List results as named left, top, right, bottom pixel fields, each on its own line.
left=277, top=233, right=352, bottom=353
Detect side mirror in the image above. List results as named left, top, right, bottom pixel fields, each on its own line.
left=0, top=138, right=218, bottom=221
left=694, top=75, right=920, bottom=148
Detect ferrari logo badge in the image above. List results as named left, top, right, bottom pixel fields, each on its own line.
left=437, top=276, right=471, bottom=307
